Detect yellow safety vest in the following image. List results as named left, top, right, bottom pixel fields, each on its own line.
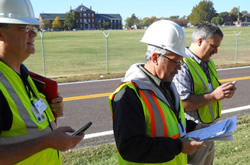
left=109, top=82, right=187, bottom=165
left=0, top=62, right=61, bottom=165
left=184, top=57, right=221, bottom=123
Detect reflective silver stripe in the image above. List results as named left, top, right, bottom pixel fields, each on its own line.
left=0, top=125, right=53, bottom=144
left=0, top=71, right=37, bottom=130
left=0, top=72, right=54, bottom=144
left=185, top=58, right=214, bottom=119
left=142, top=90, right=164, bottom=137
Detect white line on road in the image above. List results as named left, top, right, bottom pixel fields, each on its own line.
left=84, top=105, right=250, bottom=140
left=221, top=105, right=250, bottom=114
left=85, top=130, right=114, bottom=139
left=58, top=66, right=250, bottom=86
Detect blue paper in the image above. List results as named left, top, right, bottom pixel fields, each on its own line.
left=186, top=116, right=237, bottom=141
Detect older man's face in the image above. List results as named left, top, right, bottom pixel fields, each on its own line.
left=156, top=52, right=183, bottom=82
left=1, top=24, right=37, bottom=61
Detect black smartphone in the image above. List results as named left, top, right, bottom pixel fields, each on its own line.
left=72, top=122, right=92, bottom=136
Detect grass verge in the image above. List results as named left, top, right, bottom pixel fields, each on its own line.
left=61, top=114, right=250, bottom=165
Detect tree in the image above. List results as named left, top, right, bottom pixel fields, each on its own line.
left=52, top=16, right=63, bottom=30
left=64, top=12, right=76, bottom=30
left=169, top=16, right=179, bottom=20
left=174, top=16, right=188, bottom=27
left=230, top=7, right=240, bottom=22
left=40, top=20, right=51, bottom=30
left=140, top=16, right=158, bottom=27
left=188, top=0, right=217, bottom=25
left=241, top=10, right=249, bottom=16
left=218, top=12, right=233, bottom=25
left=218, top=12, right=229, bottom=17
left=125, top=14, right=140, bottom=28
left=211, top=16, right=224, bottom=25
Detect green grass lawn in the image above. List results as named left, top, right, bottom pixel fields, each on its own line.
left=61, top=114, right=250, bottom=165
left=25, top=26, right=250, bottom=82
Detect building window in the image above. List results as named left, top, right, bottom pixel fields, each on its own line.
left=92, top=13, right=94, bottom=17
left=84, top=13, right=87, bottom=17
left=80, top=13, right=82, bottom=17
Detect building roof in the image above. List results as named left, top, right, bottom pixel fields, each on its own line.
left=40, top=13, right=65, bottom=21
left=96, top=14, right=122, bottom=20
left=242, top=14, right=250, bottom=18
left=74, top=4, right=94, bottom=13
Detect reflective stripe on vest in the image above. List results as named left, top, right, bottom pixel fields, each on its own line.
left=140, top=89, right=168, bottom=137
left=0, top=71, right=56, bottom=144
left=184, top=57, right=221, bottom=123
left=109, top=82, right=187, bottom=165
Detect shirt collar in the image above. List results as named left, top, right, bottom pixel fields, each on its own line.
left=185, top=47, right=209, bottom=66
left=139, top=65, right=172, bottom=88
left=139, top=65, right=161, bottom=87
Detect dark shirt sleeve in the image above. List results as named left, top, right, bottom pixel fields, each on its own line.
left=0, top=90, right=12, bottom=132
left=112, top=86, right=183, bottom=163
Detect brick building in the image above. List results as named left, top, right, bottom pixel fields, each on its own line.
left=39, top=4, right=122, bottom=30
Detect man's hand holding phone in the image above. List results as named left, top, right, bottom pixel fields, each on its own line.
left=72, top=122, right=92, bottom=136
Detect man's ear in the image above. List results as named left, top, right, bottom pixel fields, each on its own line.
left=151, top=53, right=159, bottom=64
left=197, top=38, right=203, bottom=46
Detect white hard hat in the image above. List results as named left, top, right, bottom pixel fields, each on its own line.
left=141, top=20, right=187, bottom=57
left=0, top=0, right=42, bottom=25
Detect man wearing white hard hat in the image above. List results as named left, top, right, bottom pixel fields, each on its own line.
left=0, top=0, right=84, bottom=164
left=109, top=20, right=204, bottom=165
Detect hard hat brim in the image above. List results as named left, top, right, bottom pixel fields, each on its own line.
left=168, top=48, right=188, bottom=58
left=0, top=17, right=43, bottom=25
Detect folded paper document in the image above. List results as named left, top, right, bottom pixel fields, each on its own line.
left=186, top=116, right=237, bottom=141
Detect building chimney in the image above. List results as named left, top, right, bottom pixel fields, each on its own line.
left=90, top=6, right=92, bottom=10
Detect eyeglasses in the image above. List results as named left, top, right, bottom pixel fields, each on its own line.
left=161, top=55, right=184, bottom=66
left=17, top=24, right=39, bottom=32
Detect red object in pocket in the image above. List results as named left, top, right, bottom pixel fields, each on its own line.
left=29, top=72, right=58, bottom=122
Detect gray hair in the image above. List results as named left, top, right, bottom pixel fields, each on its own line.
left=191, top=23, right=223, bottom=43
left=145, top=45, right=171, bottom=62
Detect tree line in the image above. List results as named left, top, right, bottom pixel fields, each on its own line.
left=125, top=0, right=249, bottom=28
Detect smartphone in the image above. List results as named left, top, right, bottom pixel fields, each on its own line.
left=230, top=81, right=237, bottom=86
left=72, top=122, right=92, bottom=136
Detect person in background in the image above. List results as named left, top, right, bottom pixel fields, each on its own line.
left=173, top=23, right=237, bottom=165
left=0, top=0, right=84, bottom=164
left=109, top=20, right=204, bottom=165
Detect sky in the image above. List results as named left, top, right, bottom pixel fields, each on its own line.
left=31, top=0, right=250, bottom=22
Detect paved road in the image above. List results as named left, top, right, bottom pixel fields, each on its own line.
left=57, top=66, right=250, bottom=148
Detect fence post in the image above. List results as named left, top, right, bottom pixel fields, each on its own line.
left=39, top=31, right=46, bottom=76
left=103, top=31, right=110, bottom=74
left=233, top=31, right=242, bottom=64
